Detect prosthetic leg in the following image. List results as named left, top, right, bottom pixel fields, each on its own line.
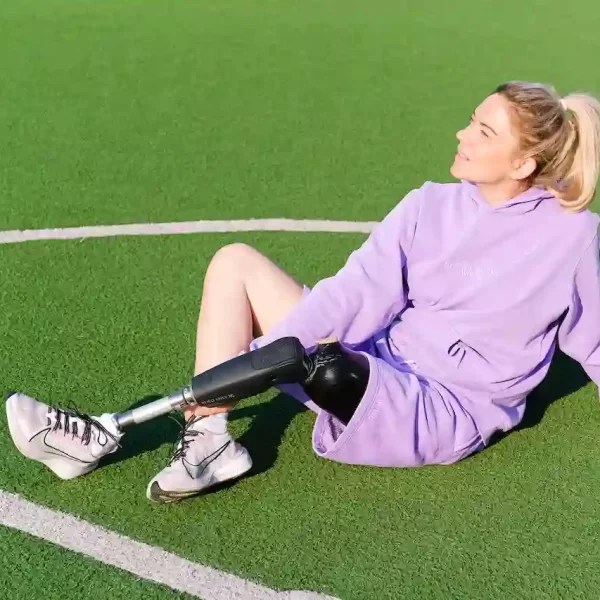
left=112, top=337, right=369, bottom=431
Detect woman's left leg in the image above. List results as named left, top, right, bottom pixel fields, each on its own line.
left=186, top=242, right=306, bottom=418
left=146, top=242, right=312, bottom=502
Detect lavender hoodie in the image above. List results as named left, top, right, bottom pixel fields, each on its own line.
left=252, top=180, right=600, bottom=462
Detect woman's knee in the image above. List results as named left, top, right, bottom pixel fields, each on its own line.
left=207, top=243, right=261, bottom=277
left=204, top=242, right=303, bottom=331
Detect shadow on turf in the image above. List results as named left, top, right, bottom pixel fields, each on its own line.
left=102, top=350, right=592, bottom=473
left=100, top=395, right=183, bottom=468
left=103, top=352, right=591, bottom=468
left=487, top=350, right=592, bottom=447
left=102, top=392, right=306, bottom=480
left=231, top=393, right=306, bottom=476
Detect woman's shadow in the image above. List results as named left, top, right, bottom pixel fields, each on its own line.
left=102, top=392, right=307, bottom=478
left=488, top=350, right=593, bottom=447
left=102, top=351, right=592, bottom=470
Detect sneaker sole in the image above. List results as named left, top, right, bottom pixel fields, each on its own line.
left=147, top=452, right=253, bottom=504
left=5, top=394, right=99, bottom=480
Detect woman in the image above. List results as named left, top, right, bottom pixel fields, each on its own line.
left=6, top=81, right=600, bottom=504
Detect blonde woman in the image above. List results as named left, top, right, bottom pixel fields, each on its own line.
left=7, top=81, right=600, bottom=504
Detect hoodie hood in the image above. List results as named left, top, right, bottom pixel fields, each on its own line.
left=462, top=180, right=556, bottom=214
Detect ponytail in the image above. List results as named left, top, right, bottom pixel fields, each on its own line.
left=496, top=82, right=600, bottom=212
left=555, top=94, right=600, bottom=211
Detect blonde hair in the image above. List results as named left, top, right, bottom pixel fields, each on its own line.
left=495, top=81, right=600, bottom=211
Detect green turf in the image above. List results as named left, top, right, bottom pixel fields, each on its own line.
left=1, top=233, right=600, bottom=600
left=2, top=0, right=600, bottom=598
left=0, top=526, right=193, bottom=599
left=1, top=0, right=599, bottom=230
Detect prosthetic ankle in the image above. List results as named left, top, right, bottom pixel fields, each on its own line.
left=112, top=337, right=369, bottom=431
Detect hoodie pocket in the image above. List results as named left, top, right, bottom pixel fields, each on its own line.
left=390, top=311, right=467, bottom=375
left=421, top=312, right=465, bottom=363
left=448, top=339, right=468, bottom=367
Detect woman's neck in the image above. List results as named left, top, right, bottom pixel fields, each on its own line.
left=476, top=180, right=530, bottom=206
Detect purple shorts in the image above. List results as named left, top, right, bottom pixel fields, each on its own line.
left=275, top=330, right=484, bottom=468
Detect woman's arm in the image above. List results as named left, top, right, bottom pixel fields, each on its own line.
left=251, top=185, right=425, bottom=353
left=558, top=235, right=600, bottom=385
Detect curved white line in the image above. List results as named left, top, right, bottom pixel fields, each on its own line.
left=0, top=219, right=376, bottom=244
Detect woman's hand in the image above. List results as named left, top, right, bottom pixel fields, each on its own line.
left=184, top=404, right=233, bottom=419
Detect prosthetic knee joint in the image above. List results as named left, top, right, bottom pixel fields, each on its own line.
left=112, top=337, right=369, bottom=431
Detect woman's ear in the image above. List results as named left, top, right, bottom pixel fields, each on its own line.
left=510, top=155, right=537, bottom=181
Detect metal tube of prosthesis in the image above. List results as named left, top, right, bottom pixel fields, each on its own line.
left=112, top=386, right=197, bottom=431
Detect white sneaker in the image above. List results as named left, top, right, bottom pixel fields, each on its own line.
left=147, top=415, right=252, bottom=503
left=5, top=392, right=122, bottom=480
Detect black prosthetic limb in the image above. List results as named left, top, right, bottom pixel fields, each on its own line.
left=190, top=336, right=309, bottom=407
left=113, top=337, right=309, bottom=430
left=111, top=336, right=369, bottom=432
left=300, top=338, right=369, bottom=424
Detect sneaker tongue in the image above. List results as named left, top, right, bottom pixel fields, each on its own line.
left=73, top=414, right=108, bottom=446
left=50, top=410, right=119, bottom=447
left=95, top=414, right=123, bottom=440
left=188, top=416, right=210, bottom=433
left=188, top=414, right=228, bottom=435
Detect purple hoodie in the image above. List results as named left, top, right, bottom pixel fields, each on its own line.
left=251, top=180, right=600, bottom=466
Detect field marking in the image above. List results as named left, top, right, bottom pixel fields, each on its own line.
left=0, top=219, right=376, bottom=244
left=0, top=489, right=339, bottom=600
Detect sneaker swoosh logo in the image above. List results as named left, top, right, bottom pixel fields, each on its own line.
left=29, top=428, right=97, bottom=464
left=183, top=441, right=231, bottom=479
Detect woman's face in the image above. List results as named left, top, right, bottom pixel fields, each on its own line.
left=451, top=93, right=534, bottom=186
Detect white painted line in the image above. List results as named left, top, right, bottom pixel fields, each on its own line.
left=0, top=489, right=339, bottom=600
left=0, top=219, right=376, bottom=244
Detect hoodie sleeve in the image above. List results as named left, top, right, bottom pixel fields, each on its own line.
left=250, top=185, right=425, bottom=353
left=557, top=234, right=600, bottom=385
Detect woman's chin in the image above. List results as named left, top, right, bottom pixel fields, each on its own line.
left=450, top=161, right=467, bottom=180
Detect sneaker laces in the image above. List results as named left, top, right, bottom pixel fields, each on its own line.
left=168, top=415, right=205, bottom=466
left=48, top=405, right=120, bottom=448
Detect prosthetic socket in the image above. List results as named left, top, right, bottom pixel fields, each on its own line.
left=112, top=337, right=369, bottom=431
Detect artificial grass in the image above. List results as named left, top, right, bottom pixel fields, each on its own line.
left=1, top=233, right=600, bottom=600
left=2, top=0, right=600, bottom=598
left=0, top=0, right=599, bottom=231
left=0, top=526, right=194, bottom=600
